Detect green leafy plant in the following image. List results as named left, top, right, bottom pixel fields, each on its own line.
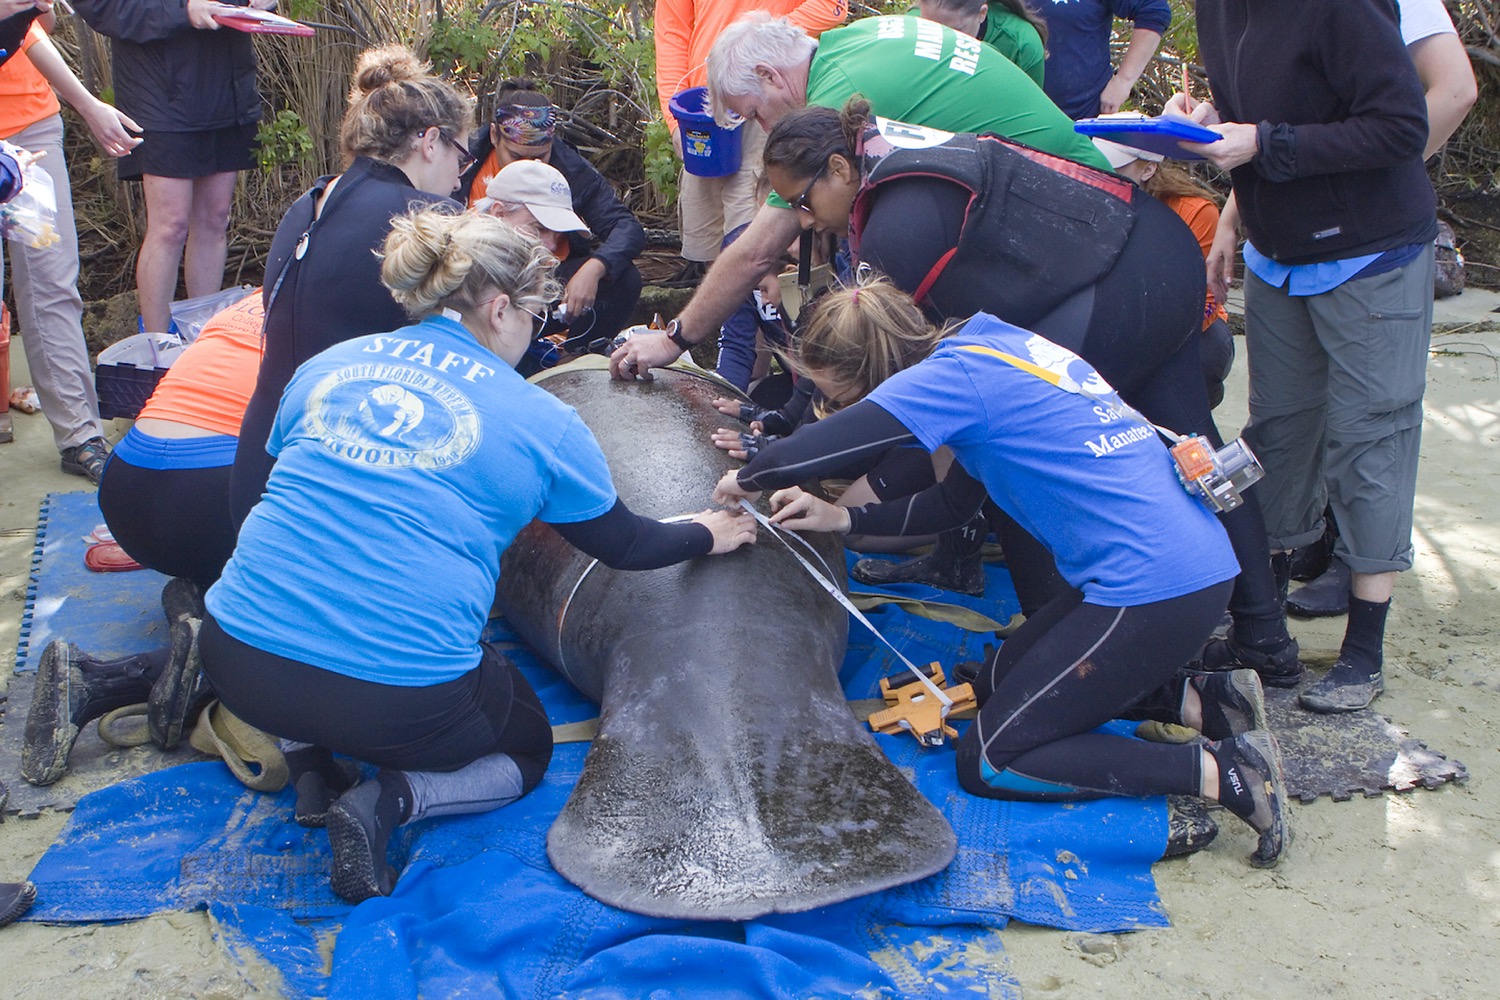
left=643, top=117, right=679, bottom=208
left=256, top=109, right=314, bottom=170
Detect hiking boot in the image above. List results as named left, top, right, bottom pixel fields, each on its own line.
left=1213, top=729, right=1290, bottom=868
left=1162, top=795, right=1219, bottom=859
left=1286, top=559, right=1351, bottom=619
left=851, top=516, right=987, bottom=596
left=1298, top=659, right=1384, bottom=714
left=147, top=617, right=212, bottom=750
left=60, top=436, right=111, bottom=485
left=293, top=758, right=363, bottom=829
left=0, top=881, right=37, bottom=928
left=22, top=640, right=154, bottom=786
left=1192, top=634, right=1304, bottom=689
left=161, top=577, right=205, bottom=627
left=1189, top=668, right=1267, bottom=741
left=327, top=780, right=401, bottom=903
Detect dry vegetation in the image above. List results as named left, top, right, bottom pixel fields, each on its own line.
left=36, top=0, right=1500, bottom=323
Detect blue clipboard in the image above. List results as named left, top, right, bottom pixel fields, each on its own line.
left=1074, top=115, right=1221, bottom=161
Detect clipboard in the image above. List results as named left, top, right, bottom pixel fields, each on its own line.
left=212, top=7, right=316, bottom=36
left=1073, top=114, right=1222, bottom=161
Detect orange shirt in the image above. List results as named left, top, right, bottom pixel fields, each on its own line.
left=1161, top=192, right=1230, bottom=331
left=0, top=24, right=63, bottom=140
left=654, top=0, right=848, bottom=126
left=138, top=291, right=266, bottom=436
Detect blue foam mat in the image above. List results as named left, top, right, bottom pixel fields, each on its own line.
left=14, top=491, right=170, bottom=674
left=17, top=516, right=1169, bottom=997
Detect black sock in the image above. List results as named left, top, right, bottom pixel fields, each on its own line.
left=1231, top=614, right=1291, bottom=651
left=376, top=770, right=414, bottom=831
left=1208, top=741, right=1259, bottom=821
left=286, top=746, right=349, bottom=788
left=1338, top=595, right=1390, bottom=676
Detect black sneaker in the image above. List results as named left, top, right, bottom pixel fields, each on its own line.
left=22, top=641, right=89, bottom=786
left=851, top=521, right=987, bottom=596
left=294, top=759, right=362, bottom=829
left=326, top=780, right=400, bottom=903
left=1189, top=668, right=1267, bottom=740
left=1298, top=659, right=1384, bottom=714
left=1193, top=634, right=1305, bottom=689
left=60, top=436, right=111, bottom=485
left=147, top=617, right=212, bottom=750
left=0, top=880, right=37, bottom=928
left=1215, top=729, right=1290, bottom=868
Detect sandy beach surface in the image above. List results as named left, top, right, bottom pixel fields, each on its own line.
left=1, top=295, right=1497, bottom=998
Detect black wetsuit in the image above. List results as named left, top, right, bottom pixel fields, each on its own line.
left=854, top=157, right=1281, bottom=632
left=229, top=158, right=456, bottom=529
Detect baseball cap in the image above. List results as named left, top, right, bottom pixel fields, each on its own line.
left=1090, top=112, right=1166, bottom=170
left=485, top=160, right=590, bottom=235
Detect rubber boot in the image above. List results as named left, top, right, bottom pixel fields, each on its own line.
left=850, top=514, right=987, bottom=596
left=1286, top=559, right=1351, bottom=618
left=148, top=617, right=214, bottom=751
left=23, top=641, right=159, bottom=786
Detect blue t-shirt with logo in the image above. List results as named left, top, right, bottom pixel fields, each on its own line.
left=207, top=313, right=617, bottom=686
left=865, top=313, right=1238, bottom=606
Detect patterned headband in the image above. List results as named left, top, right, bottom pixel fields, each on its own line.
left=495, top=104, right=557, bottom=147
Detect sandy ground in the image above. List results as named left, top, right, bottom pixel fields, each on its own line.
left=1, top=296, right=1498, bottom=998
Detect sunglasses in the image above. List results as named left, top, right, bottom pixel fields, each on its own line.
left=792, top=161, right=829, bottom=215
left=438, top=130, right=475, bottom=168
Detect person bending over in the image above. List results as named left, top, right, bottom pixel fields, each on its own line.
left=714, top=280, right=1288, bottom=868
left=23, top=291, right=265, bottom=787
left=199, top=207, right=756, bottom=903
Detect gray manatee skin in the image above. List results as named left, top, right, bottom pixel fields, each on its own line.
left=495, top=365, right=957, bottom=921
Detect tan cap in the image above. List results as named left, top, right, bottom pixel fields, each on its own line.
left=485, top=160, right=590, bottom=235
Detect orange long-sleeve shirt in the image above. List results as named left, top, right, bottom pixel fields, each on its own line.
left=655, top=0, right=848, bottom=128
left=1162, top=192, right=1230, bottom=331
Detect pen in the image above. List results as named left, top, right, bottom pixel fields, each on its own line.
left=1181, top=63, right=1195, bottom=115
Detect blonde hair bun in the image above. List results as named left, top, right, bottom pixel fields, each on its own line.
left=349, top=45, right=429, bottom=98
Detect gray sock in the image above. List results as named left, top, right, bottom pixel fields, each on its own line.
left=402, top=753, right=526, bottom=822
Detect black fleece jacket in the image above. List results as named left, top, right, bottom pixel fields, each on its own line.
left=72, top=0, right=260, bottom=133
left=459, top=133, right=645, bottom=283
left=1196, top=0, right=1435, bottom=264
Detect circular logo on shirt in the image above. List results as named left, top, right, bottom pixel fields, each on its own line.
left=303, top=363, right=481, bottom=469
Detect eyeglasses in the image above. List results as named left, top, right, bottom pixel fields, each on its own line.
left=792, top=161, right=829, bottom=215
left=438, top=130, right=475, bottom=168
left=513, top=300, right=550, bottom=327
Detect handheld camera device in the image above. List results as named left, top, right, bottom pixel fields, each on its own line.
left=1170, top=435, right=1264, bottom=513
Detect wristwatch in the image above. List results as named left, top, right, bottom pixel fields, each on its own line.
left=665, top=319, right=693, bottom=353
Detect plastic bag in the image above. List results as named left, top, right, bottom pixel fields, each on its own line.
left=168, top=285, right=258, bottom=343
left=0, top=141, right=60, bottom=249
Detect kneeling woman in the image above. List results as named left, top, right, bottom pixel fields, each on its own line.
left=714, top=282, right=1289, bottom=867
left=201, top=208, right=756, bottom=902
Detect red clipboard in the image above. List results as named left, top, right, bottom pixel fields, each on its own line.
left=212, top=9, right=316, bottom=36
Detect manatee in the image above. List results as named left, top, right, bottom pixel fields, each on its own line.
left=496, top=362, right=957, bottom=920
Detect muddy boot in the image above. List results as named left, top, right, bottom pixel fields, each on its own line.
left=851, top=514, right=987, bottom=596
left=1286, top=559, right=1351, bottom=619
left=161, top=577, right=205, bottom=627
left=1188, top=669, right=1268, bottom=741
left=22, top=640, right=158, bottom=786
left=287, top=747, right=363, bottom=828
left=1162, top=795, right=1219, bottom=859
left=147, top=617, right=213, bottom=751
left=327, top=772, right=412, bottom=903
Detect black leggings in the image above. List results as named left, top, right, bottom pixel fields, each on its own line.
left=97, top=457, right=236, bottom=590
left=955, top=579, right=1232, bottom=801
left=199, top=614, right=554, bottom=789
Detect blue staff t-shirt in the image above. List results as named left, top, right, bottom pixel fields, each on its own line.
left=207, top=313, right=618, bottom=685
left=865, top=314, right=1238, bottom=606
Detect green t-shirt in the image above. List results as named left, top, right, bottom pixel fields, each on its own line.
left=904, top=6, right=1045, bottom=87
left=807, top=15, right=1107, bottom=171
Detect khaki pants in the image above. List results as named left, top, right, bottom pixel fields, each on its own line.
left=677, top=122, right=766, bottom=262
left=4, top=113, right=102, bottom=450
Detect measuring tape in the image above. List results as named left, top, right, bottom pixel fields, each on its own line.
left=737, top=498, right=954, bottom=712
